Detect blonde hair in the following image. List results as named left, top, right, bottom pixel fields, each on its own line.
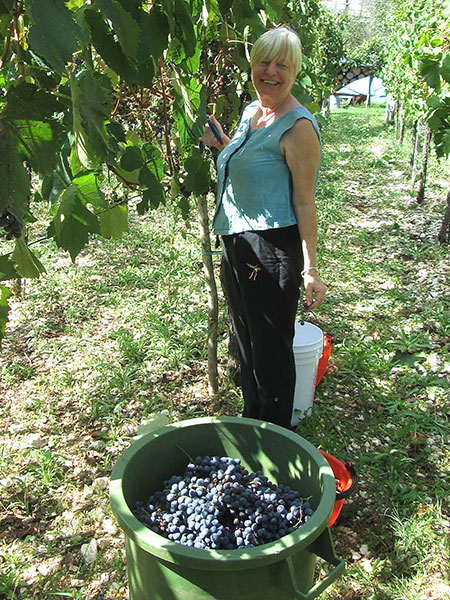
left=250, top=27, right=303, bottom=76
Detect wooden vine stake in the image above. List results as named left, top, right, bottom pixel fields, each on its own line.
left=416, top=124, right=432, bottom=204
left=197, top=194, right=219, bottom=395
left=438, top=172, right=450, bottom=244
left=410, top=118, right=422, bottom=190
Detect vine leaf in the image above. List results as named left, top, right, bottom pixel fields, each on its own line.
left=0, top=284, right=12, bottom=342
left=83, top=7, right=137, bottom=85
left=441, top=53, right=450, bottom=85
left=71, top=71, right=116, bottom=169
left=0, top=124, right=30, bottom=216
left=12, top=238, right=46, bottom=279
left=13, top=120, right=63, bottom=175
left=419, top=55, right=441, bottom=91
left=99, top=204, right=128, bottom=239
left=173, top=0, right=196, bottom=59
left=140, top=6, right=170, bottom=63
left=217, top=0, right=233, bottom=15
left=73, top=173, right=107, bottom=209
left=120, top=146, right=143, bottom=172
left=27, top=0, right=83, bottom=73
left=183, top=154, right=210, bottom=196
left=93, top=0, right=140, bottom=59
left=0, top=255, right=19, bottom=282
left=138, top=167, right=165, bottom=213
left=3, top=82, right=65, bottom=120
left=48, top=184, right=100, bottom=261
left=41, top=135, right=73, bottom=205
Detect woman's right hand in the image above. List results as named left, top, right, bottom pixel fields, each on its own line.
left=199, top=115, right=228, bottom=151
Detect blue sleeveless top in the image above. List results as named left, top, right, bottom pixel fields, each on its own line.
left=212, top=101, right=321, bottom=236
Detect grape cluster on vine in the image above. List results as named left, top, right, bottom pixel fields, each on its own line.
left=134, top=455, right=314, bottom=550
left=0, top=211, right=23, bottom=240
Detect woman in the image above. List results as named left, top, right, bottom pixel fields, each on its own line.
left=200, top=27, right=327, bottom=429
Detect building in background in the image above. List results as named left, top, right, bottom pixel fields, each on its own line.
left=320, top=0, right=370, bottom=16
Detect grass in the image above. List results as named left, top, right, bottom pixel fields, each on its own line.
left=0, top=106, right=449, bottom=599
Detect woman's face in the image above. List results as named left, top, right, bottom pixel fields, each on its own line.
left=251, top=55, right=296, bottom=105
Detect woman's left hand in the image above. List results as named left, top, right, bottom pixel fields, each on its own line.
left=303, top=272, right=327, bottom=310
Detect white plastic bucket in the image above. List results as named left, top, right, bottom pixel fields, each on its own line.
left=291, top=321, right=324, bottom=426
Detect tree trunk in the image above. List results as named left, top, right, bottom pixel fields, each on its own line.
left=365, top=75, right=373, bottom=108
left=410, top=120, right=418, bottom=167
left=410, top=118, right=422, bottom=189
left=196, top=194, right=219, bottom=395
left=416, top=124, right=432, bottom=204
left=438, top=174, right=450, bottom=244
left=394, top=101, right=399, bottom=138
left=385, top=99, right=395, bottom=124
left=399, top=102, right=406, bottom=145
left=219, top=259, right=241, bottom=387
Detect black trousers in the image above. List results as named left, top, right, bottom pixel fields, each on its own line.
left=221, top=226, right=303, bottom=429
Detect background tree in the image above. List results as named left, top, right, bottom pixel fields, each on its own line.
left=381, top=0, right=450, bottom=240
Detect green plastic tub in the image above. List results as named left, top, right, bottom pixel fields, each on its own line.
left=110, top=416, right=345, bottom=599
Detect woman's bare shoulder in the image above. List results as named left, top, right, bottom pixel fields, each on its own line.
left=280, top=117, right=320, bottom=157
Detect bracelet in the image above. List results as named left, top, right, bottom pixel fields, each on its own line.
left=301, top=267, right=318, bottom=277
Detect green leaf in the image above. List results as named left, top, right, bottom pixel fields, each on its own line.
left=106, top=121, right=127, bottom=143
left=183, top=153, right=210, bottom=195
left=142, top=143, right=165, bottom=179
left=139, top=6, right=169, bottom=63
left=135, top=57, right=155, bottom=88
left=0, top=0, right=14, bottom=14
left=217, top=0, right=233, bottom=15
left=419, top=55, right=441, bottom=90
left=49, top=183, right=100, bottom=261
left=83, top=7, right=138, bottom=85
left=71, top=70, right=115, bottom=169
left=93, top=0, right=140, bottom=59
left=12, top=238, right=46, bottom=279
left=134, top=412, right=169, bottom=439
left=12, top=119, right=63, bottom=175
left=73, top=172, right=107, bottom=209
left=172, top=71, right=204, bottom=145
left=391, top=350, right=428, bottom=368
left=177, top=195, right=191, bottom=221
left=0, top=255, right=19, bottom=281
left=434, top=128, right=450, bottom=159
left=173, top=0, right=196, bottom=59
left=120, top=146, right=143, bottom=171
left=441, top=53, right=450, bottom=84
left=3, top=82, right=65, bottom=120
left=27, top=0, right=83, bottom=73
left=0, top=122, right=30, bottom=216
left=40, top=134, right=73, bottom=204
left=0, top=284, right=12, bottom=342
left=137, top=167, right=165, bottom=212
left=99, top=204, right=128, bottom=239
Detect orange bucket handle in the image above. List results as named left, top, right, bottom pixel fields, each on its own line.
left=335, top=462, right=358, bottom=500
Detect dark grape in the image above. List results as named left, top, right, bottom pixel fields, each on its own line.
left=1, top=210, right=23, bottom=239
left=133, top=455, right=314, bottom=551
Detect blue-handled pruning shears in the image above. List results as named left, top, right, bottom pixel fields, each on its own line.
left=200, top=118, right=224, bottom=153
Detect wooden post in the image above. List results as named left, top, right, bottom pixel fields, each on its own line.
left=365, top=75, right=373, bottom=108
left=197, top=194, right=219, bottom=395
left=410, top=118, right=422, bottom=189
left=416, top=124, right=432, bottom=204
left=438, top=173, right=450, bottom=244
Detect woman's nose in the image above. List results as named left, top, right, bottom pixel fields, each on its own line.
left=265, top=61, right=277, bottom=74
